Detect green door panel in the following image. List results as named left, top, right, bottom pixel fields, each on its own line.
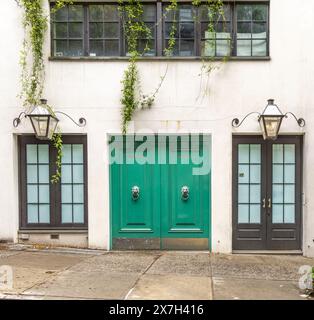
left=110, top=135, right=211, bottom=250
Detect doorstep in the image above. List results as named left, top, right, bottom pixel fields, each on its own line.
left=232, top=250, right=303, bottom=255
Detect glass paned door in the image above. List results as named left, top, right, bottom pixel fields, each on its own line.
left=233, top=136, right=302, bottom=251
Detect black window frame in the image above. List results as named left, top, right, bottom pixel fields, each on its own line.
left=50, top=1, right=269, bottom=58
left=19, top=135, right=88, bottom=230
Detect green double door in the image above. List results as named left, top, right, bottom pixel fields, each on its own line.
left=110, top=135, right=211, bottom=250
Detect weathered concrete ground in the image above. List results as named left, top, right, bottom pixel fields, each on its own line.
left=0, top=246, right=313, bottom=300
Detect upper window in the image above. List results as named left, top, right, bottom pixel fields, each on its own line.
left=51, top=2, right=269, bottom=58
left=19, top=136, right=88, bottom=229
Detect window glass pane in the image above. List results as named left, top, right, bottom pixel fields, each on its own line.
left=68, top=40, right=83, bottom=56
left=39, top=165, right=49, bottom=183
left=238, top=165, right=249, bottom=183
left=104, top=40, right=120, bottom=56
left=272, top=204, right=283, bottom=223
left=284, top=165, right=295, bottom=183
left=143, top=5, right=156, bottom=21
left=252, top=5, right=267, bottom=21
left=238, top=204, right=249, bottom=223
left=27, top=165, right=38, bottom=183
left=284, top=145, right=295, bottom=163
left=73, top=185, right=84, bottom=203
left=216, top=40, right=230, bottom=56
left=201, top=40, right=215, bottom=57
left=73, top=205, right=84, bottom=223
left=238, top=184, right=249, bottom=203
left=252, top=39, right=266, bottom=56
left=252, top=22, right=266, bottom=38
left=273, top=144, right=283, bottom=163
left=72, top=145, right=84, bottom=163
left=39, top=185, right=50, bottom=203
left=237, top=22, right=251, bottom=38
left=284, top=205, right=295, bottom=223
left=90, top=23, right=103, bottom=38
left=165, top=23, right=179, bottom=38
left=73, top=165, right=84, bottom=183
left=27, top=205, right=38, bottom=223
left=90, top=40, right=104, bottom=56
left=238, top=144, right=249, bottom=163
left=250, top=205, right=260, bottom=223
left=90, top=5, right=103, bottom=21
left=39, top=205, right=50, bottom=223
left=104, top=23, right=119, bottom=38
left=62, top=204, right=73, bottom=223
left=38, top=145, right=49, bottom=163
left=62, top=185, right=72, bottom=203
left=104, top=5, right=119, bottom=21
left=179, top=6, right=193, bottom=21
left=27, top=145, right=37, bottom=163
left=273, top=164, right=283, bottom=183
left=237, top=39, right=251, bottom=56
left=61, top=165, right=72, bottom=183
left=68, top=5, right=83, bottom=21
left=62, top=145, right=72, bottom=163
left=237, top=5, right=252, bottom=20
left=180, top=40, right=194, bottom=56
left=54, top=7, right=68, bottom=21
left=284, top=185, right=295, bottom=203
left=250, top=165, right=261, bottom=183
left=54, top=40, right=68, bottom=57
left=273, top=185, right=283, bottom=203
left=69, top=23, right=83, bottom=38
left=250, top=185, right=260, bottom=203
left=250, top=145, right=261, bottom=163
left=54, top=23, right=68, bottom=38
left=27, top=185, right=38, bottom=203
left=180, top=23, right=194, bottom=38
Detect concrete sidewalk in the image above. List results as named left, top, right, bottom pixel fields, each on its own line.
left=0, top=246, right=313, bottom=300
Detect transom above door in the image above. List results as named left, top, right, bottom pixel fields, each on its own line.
left=232, top=135, right=302, bottom=251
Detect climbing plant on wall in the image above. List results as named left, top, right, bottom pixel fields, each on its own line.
left=16, top=0, right=72, bottom=183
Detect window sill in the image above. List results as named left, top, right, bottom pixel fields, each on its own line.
left=49, top=56, right=271, bottom=62
left=18, top=229, right=88, bottom=234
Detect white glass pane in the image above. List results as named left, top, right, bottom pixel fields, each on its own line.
left=39, top=185, right=50, bottom=203
left=250, top=204, right=260, bottom=223
left=27, top=205, right=38, bottom=223
left=73, top=185, right=84, bottom=203
left=273, top=144, right=283, bottom=163
left=284, top=185, right=295, bottom=203
left=238, top=184, right=249, bottom=203
left=250, top=145, right=261, bottom=163
left=250, top=185, right=260, bottom=203
left=284, top=145, right=295, bottom=163
left=273, top=165, right=283, bottom=183
left=39, top=165, right=49, bottom=183
left=27, top=165, right=38, bottom=183
left=216, top=40, right=230, bottom=56
left=73, top=165, right=84, bottom=183
left=73, top=204, right=84, bottom=223
left=61, top=185, right=72, bottom=203
left=27, top=145, right=37, bottom=163
left=272, top=204, right=283, bottom=223
left=237, top=40, right=251, bottom=56
left=284, top=165, right=295, bottom=183
left=39, top=205, right=50, bottom=223
left=238, top=204, right=249, bottom=223
left=238, top=144, right=249, bottom=163
left=62, top=204, right=73, bottom=223
left=72, top=145, right=83, bottom=163
left=273, top=185, right=283, bottom=203
left=250, top=165, right=261, bottom=183
left=27, top=185, right=38, bottom=203
left=252, top=39, right=266, bottom=56
left=284, top=205, right=295, bottom=223
left=38, top=145, right=49, bottom=163
left=238, top=165, right=249, bottom=183
left=61, top=165, right=72, bottom=183
left=62, top=145, right=72, bottom=163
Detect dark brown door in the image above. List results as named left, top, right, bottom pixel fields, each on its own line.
left=232, top=135, right=302, bottom=251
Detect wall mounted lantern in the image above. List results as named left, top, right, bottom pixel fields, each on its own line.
left=232, top=99, right=305, bottom=140
left=13, top=99, right=86, bottom=140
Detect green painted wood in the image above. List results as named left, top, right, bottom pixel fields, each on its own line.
left=110, top=135, right=211, bottom=249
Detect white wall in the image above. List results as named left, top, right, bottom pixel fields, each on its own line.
left=1, top=0, right=314, bottom=256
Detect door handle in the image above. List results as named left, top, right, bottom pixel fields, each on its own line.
left=262, top=198, right=266, bottom=208
left=268, top=198, right=272, bottom=208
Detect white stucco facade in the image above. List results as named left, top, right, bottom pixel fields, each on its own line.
left=0, top=0, right=313, bottom=256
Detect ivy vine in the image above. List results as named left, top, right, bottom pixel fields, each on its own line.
left=16, top=0, right=71, bottom=183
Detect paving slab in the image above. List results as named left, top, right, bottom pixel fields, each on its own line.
left=147, top=252, right=211, bottom=276
left=24, top=270, right=140, bottom=299
left=127, top=274, right=212, bottom=300
left=212, top=277, right=310, bottom=300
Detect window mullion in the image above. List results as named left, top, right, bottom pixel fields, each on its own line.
left=156, top=1, right=163, bottom=56
left=84, top=4, right=89, bottom=56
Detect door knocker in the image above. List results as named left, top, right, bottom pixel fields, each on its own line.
left=181, top=186, right=189, bottom=201
left=132, top=186, right=140, bottom=201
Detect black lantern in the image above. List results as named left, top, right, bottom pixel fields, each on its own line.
left=13, top=99, right=87, bottom=140
left=258, top=99, right=285, bottom=140
left=27, top=99, right=59, bottom=140
left=232, top=99, right=305, bottom=140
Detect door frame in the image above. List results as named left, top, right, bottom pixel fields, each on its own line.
left=232, top=134, right=303, bottom=251
left=108, top=133, right=212, bottom=250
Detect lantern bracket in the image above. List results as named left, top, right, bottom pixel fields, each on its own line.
left=54, top=111, right=87, bottom=127
left=232, top=112, right=261, bottom=128
left=13, top=112, right=27, bottom=128
left=284, top=112, right=306, bottom=127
